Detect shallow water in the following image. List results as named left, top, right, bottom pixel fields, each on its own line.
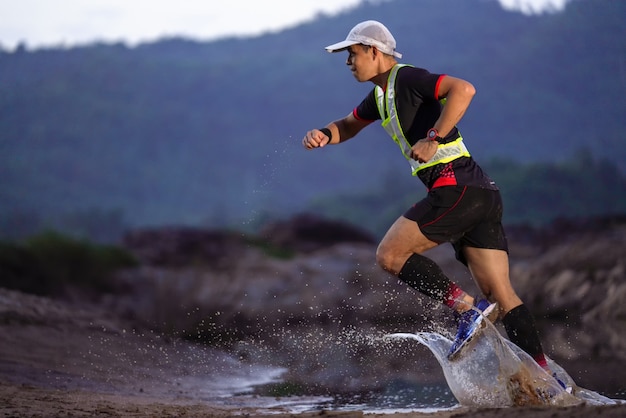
left=229, top=320, right=626, bottom=414
left=83, top=323, right=626, bottom=414
left=268, top=381, right=458, bottom=414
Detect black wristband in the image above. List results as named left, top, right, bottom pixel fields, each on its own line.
left=319, top=128, right=332, bottom=142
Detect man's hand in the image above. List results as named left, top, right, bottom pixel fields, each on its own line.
left=302, top=129, right=331, bottom=150
left=409, top=139, right=439, bottom=163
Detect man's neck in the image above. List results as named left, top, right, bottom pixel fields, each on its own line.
left=370, top=61, right=397, bottom=87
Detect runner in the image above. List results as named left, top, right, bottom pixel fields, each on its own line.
left=302, top=20, right=564, bottom=387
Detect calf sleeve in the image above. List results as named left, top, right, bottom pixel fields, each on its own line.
left=397, top=253, right=465, bottom=308
left=502, top=304, right=548, bottom=368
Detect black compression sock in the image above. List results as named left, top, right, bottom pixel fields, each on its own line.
left=502, top=304, right=547, bottom=367
left=397, top=253, right=456, bottom=302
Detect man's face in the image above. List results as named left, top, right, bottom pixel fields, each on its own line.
left=345, top=44, right=376, bottom=82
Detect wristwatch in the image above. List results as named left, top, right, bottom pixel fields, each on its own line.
left=427, top=128, right=441, bottom=141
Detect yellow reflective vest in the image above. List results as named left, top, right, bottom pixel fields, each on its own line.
left=374, top=64, right=471, bottom=175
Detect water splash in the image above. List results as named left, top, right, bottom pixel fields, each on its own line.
left=385, top=319, right=621, bottom=407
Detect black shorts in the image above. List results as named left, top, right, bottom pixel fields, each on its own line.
left=403, top=185, right=508, bottom=265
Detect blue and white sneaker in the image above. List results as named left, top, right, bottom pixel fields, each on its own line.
left=447, top=298, right=497, bottom=360
left=552, top=372, right=573, bottom=394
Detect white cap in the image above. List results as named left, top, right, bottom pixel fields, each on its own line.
left=325, top=20, right=402, bottom=59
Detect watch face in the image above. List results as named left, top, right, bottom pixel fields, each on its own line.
left=428, top=129, right=437, bottom=139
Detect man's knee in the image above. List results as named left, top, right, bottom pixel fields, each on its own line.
left=376, top=217, right=437, bottom=274
left=375, top=242, right=397, bottom=273
left=376, top=240, right=417, bottom=275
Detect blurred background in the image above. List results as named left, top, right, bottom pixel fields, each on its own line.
left=1, top=0, right=624, bottom=243
left=1, top=0, right=625, bottom=409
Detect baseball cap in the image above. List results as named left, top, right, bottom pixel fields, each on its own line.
left=325, top=20, right=402, bottom=58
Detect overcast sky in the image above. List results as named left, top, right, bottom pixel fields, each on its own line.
left=0, top=0, right=569, bottom=51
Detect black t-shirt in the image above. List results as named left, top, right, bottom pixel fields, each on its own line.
left=353, top=65, right=498, bottom=191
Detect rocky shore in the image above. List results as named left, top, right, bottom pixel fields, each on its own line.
left=117, top=214, right=626, bottom=395
left=1, top=214, right=625, bottom=416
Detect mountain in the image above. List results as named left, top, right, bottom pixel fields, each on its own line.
left=1, top=0, right=625, bottom=241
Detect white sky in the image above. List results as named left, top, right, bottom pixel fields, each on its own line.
left=0, top=0, right=569, bottom=51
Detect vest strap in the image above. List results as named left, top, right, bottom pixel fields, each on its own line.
left=375, top=64, right=471, bottom=175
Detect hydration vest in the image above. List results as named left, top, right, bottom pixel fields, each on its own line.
left=374, top=64, right=470, bottom=175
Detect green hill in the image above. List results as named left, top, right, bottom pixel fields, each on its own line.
left=1, top=0, right=625, bottom=241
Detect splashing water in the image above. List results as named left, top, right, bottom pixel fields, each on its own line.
left=385, top=319, right=622, bottom=408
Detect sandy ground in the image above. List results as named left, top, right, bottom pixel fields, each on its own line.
left=1, top=288, right=624, bottom=418
left=3, top=382, right=626, bottom=418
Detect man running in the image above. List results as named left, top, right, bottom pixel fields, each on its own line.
left=302, top=20, right=564, bottom=387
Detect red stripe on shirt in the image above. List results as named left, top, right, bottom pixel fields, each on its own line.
left=352, top=108, right=375, bottom=122
left=434, top=74, right=446, bottom=100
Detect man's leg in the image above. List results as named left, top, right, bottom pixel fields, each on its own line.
left=376, top=216, right=473, bottom=311
left=378, top=216, right=498, bottom=361
left=463, top=247, right=550, bottom=371
left=462, top=247, right=521, bottom=312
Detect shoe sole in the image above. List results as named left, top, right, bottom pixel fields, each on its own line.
left=447, top=302, right=497, bottom=361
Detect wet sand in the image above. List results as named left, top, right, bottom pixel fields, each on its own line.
left=1, top=288, right=624, bottom=417
left=3, top=382, right=626, bottom=417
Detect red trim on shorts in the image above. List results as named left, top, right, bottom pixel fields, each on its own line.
left=434, top=74, right=446, bottom=100
left=421, top=186, right=467, bottom=229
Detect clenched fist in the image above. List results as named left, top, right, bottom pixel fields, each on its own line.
left=410, top=138, right=439, bottom=163
left=302, top=129, right=331, bottom=150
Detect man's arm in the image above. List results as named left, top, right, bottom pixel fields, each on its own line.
left=409, top=75, right=475, bottom=163
left=432, top=75, right=476, bottom=137
left=302, top=112, right=372, bottom=149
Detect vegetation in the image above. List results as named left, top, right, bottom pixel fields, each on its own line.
left=0, top=231, right=137, bottom=296
left=0, top=0, right=624, bottom=241
left=246, top=237, right=297, bottom=260
left=486, top=152, right=626, bottom=225
left=311, top=152, right=626, bottom=238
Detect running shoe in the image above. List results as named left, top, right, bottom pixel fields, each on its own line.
left=553, top=372, right=573, bottom=393
left=447, top=298, right=497, bottom=360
